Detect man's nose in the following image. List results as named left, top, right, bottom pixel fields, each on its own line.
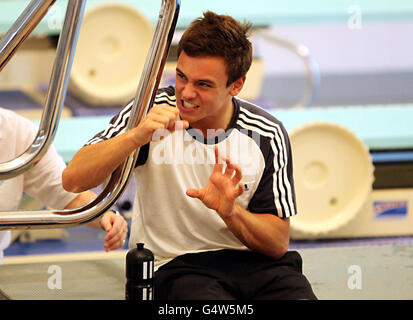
left=182, top=82, right=196, bottom=100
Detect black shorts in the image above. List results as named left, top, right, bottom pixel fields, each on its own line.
left=154, top=249, right=317, bottom=300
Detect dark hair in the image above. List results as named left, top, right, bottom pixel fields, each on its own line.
left=177, top=11, right=253, bottom=86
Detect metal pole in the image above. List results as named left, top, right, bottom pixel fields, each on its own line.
left=0, top=0, right=181, bottom=230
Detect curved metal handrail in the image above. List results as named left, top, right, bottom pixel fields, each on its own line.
left=255, top=29, right=321, bottom=108
left=0, top=0, right=56, bottom=72
left=0, top=0, right=85, bottom=180
left=0, top=0, right=180, bottom=230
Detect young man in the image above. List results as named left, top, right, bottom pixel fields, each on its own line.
left=0, top=108, right=128, bottom=263
left=63, top=11, right=316, bottom=300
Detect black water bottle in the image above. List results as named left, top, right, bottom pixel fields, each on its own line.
left=125, top=243, right=154, bottom=300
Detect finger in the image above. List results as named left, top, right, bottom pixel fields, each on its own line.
left=172, top=120, right=189, bottom=131
left=154, top=105, right=180, bottom=127
left=105, top=238, right=123, bottom=251
left=152, top=104, right=179, bottom=117
left=105, top=227, right=127, bottom=251
left=100, top=215, right=113, bottom=234
left=106, top=224, right=127, bottom=244
left=213, top=146, right=224, bottom=173
left=101, top=221, right=111, bottom=233
left=104, top=216, right=125, bottom=241
left=224, top=158, right=235, bottom=178
left=159, top=104, right=180, bottom=115
left=139, top=117, right=168, bottom=135
left=137, top=105, right=176, bottom=130
left=104, top=223, right=116, bottom=241
left=149, top=114, right=174, bottom=130
left=236, top=182, right=245, bottom=197
left=106, top=236, right=125, bottom=251
left=186, top=188, right=201, bottom=199
left=103, top=217, right=115, bottom=241
left=232, top=164, right=243, bottom=186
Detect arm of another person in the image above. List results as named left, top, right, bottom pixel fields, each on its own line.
left=62, top=105, right=188, bottom=193
left=20, top=128, right=129, bottom=252
left=6, top=109, right=128, bottom=252
left=63, top=190, right=128, bottom=252
left=186, top=146, right=290, bottom=260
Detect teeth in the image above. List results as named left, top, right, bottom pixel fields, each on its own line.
left=183, top=100, right=199, bottom=109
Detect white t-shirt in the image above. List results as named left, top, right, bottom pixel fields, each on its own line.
left=0, top=108, right=78, bottom=263
left=88, top=87, right=297, bottom=269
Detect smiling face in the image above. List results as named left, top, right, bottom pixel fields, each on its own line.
left=175, top=51, right=245, bottom=136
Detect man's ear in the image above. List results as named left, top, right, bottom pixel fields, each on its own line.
left=229, top=76, right=246, bottom=97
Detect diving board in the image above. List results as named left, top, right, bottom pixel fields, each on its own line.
left=273, top=104, right=413, bottom=151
